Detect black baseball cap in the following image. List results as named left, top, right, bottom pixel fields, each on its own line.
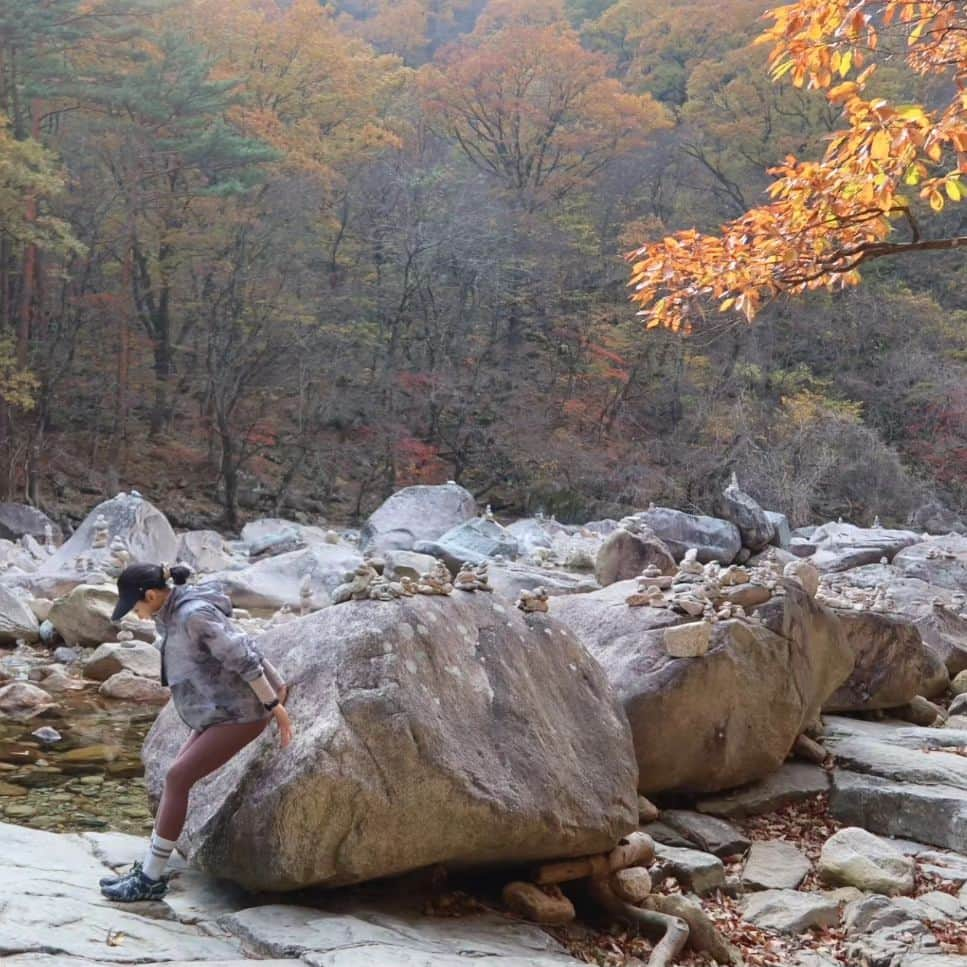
left=111, top=563, right=167, bottom=622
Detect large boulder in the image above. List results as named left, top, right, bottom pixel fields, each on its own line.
left=809, top=523, right=920, bottom=572
left=0, top=586, right=39, bottom=644
left=908, top=499, right=967, bottom=536
left=47, top=584, right=118, bottom=647
left=45, top=493, right=177, bottom=574
left=415, top=517, right=519, bottom=571
left=208, top=544, right=364, bottom=613
left=720, top=478, right=774, bottom=552
left=175, top=530, right=239, bottom=574
left=142, top=593, right=638, bottom=891
left=915, top=604, right=967, bottom=677
left=360, top=483, right=477, bottom=553
left=0, top=503, right=61, bottom=544
left=823, top=612, right=928, bottom=713
left=593, top=527, right=675, bottom=587
left=636, top=507, right=741, bottom=565
left=552, top=581, right=853, bottom=795
left=893, top=536, right=967, bottom=592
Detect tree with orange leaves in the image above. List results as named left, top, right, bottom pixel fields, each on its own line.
left=419, top=12, right=668, bottom=208
left=628, top=0, right=967, bottom=332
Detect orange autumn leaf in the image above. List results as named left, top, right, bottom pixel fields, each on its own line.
left=628, top=0, right=967, bottom=333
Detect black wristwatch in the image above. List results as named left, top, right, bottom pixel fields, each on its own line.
left=264, top=698, right=280, bottom=711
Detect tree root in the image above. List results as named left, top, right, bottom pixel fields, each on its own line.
left=589, top=877, right=689, bottom=967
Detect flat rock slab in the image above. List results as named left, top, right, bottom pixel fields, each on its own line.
left=0, top=822, right=246, bottom=963
left=831, top=771, right=967, bottom=853
left=221, top=904, right=582, bottom=966
left=823, top=716, right=967, bottom=850
left=653, top=843, right=726, bottom=895
left=742, top=840, right=811, bottom=891
left=2, top=960, right=302, bottom=967
left=660, top=809, right=751, bottom=857
left=696, top=763, right=830, bottom=818
left=741, top=889, right=840, bottom=934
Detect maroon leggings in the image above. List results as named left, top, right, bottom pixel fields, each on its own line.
left=155, top=718, right=269, bottom=841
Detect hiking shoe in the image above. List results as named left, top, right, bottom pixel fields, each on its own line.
left=100, top=867, right=168, bottom=902
left=99, top=860, right=142, bottom=888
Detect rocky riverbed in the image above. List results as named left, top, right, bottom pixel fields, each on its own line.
left=2, top=484, right=967, bottom=965
left=0, top=676, right=154, bottom=835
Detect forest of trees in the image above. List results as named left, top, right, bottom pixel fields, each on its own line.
left=0, top=0, right=963, bottom=530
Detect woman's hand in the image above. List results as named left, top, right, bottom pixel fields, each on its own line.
left=273, top=703, right=293, bottom=748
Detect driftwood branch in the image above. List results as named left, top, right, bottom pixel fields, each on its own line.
left=533, top=832, right=656, bottom=885
left=589, top=877, right=689, bottom=967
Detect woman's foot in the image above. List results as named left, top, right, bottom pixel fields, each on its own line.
left=100, top=865, right=168, bottom=902
left=98, top=860, right=142, bottom=888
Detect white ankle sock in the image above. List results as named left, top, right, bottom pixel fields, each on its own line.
left=141, top=832, right=177, bottom=881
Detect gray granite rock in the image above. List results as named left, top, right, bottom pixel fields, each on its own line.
left=741, top=890, right=840, bottom=933
left=696, top=763, right=830, bottom=818
left=653, top=843, right=726, bottom=895
left=660, top=810, right=750, bottom=857
left=742, top=840, right=811, bottom=891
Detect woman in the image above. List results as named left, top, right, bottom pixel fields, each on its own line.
left=99, top=562, right=293, bottom=903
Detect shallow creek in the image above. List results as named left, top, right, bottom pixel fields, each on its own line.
left=0, top=648, right=156, bottom=835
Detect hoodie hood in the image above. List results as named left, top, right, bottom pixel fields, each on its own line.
left=157, top=582, right=232, bottom=627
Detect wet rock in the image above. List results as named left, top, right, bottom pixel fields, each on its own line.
left=741, top=890, right=840, bottom=933
left=0, top=682, right=55, bottom=719
left=742, top=840, right=812, bottom=891
left=99, top=670, right=170, bottom=703
left=360, top=483, right=478, bottom=553
left=83, top=641, right=160, bottom=682
left=30, top=727, right=61, bottom=744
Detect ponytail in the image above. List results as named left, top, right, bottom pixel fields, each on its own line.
left=169, top=563, right=192, bottom=586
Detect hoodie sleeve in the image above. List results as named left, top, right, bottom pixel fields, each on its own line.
left=185, top=606, right=264, bottom=682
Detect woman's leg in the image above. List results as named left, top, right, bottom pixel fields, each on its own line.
left=154, top=717, right=269, bottom=842
left=102, top=717, right=269, bottom=901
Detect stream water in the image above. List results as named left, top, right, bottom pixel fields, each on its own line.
left=0, top=648, right=156, bottom=835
